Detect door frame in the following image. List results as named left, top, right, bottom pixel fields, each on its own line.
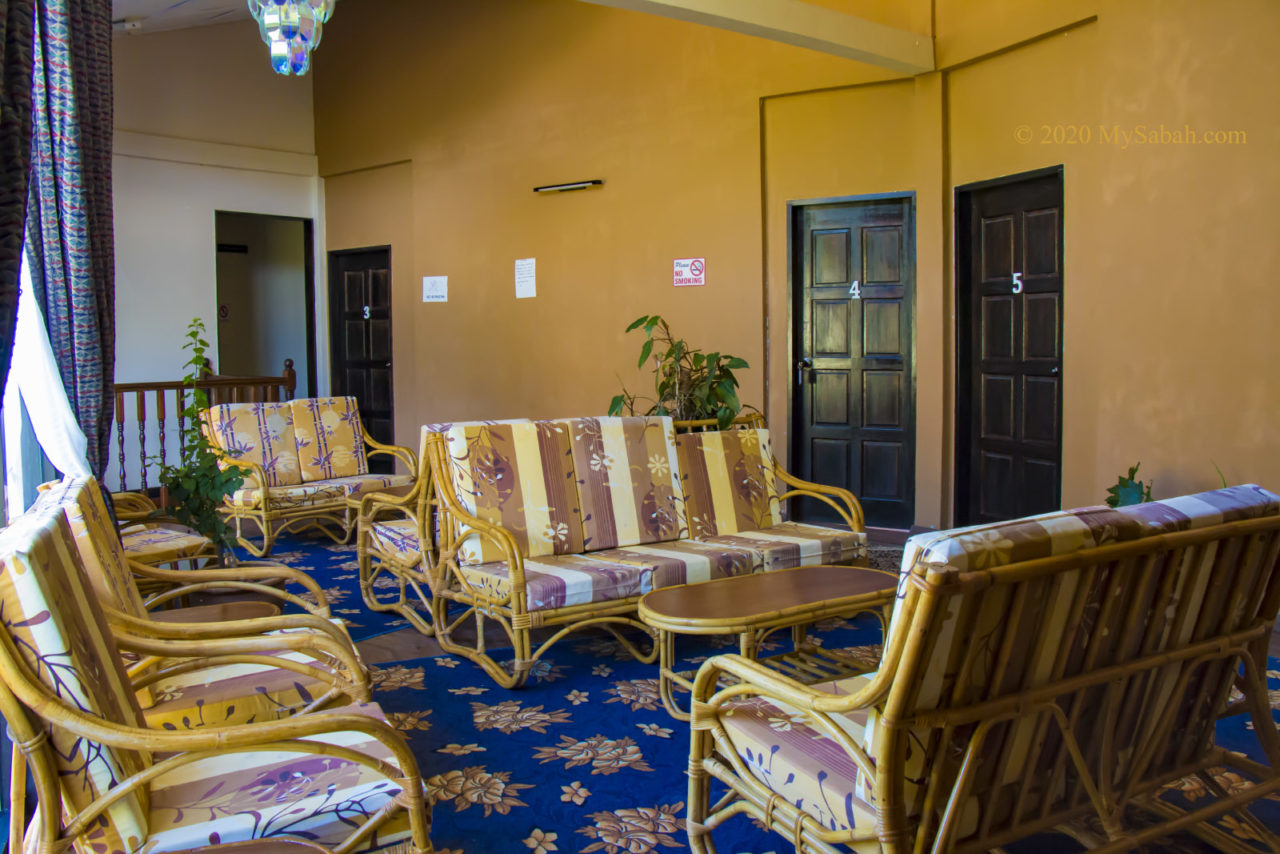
left=953, top=165, right=1064, bottom=524
left=785, top=191, right=918, bottom=529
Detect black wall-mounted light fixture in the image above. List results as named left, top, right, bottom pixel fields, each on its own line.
left=533, top=179, right=604, bottom=193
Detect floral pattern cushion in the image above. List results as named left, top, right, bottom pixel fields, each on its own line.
left=32, top=476, right=149, bottom=618
left=122, top=526, right=213, bottom=566
left=0, top=506, right=151, bottom=851
left=205, top=401, right=303, bottom=487
left=229, top=480, right=347, bottom=509
left=291, top=396, right=369, bottom=482
left=676, top=428, right=782, bottom=537
left=444, top=421, right=585, bottom=565
left=561, top=416, right=686, bottom=551
left=695, top=521, right=867, bottom=571
left=457, top=539, right=760, bottom=612
left=368, top=518, right=422, bottom=566
left=144, top=702, right=414, bottom=852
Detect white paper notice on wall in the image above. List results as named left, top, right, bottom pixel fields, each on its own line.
left=515, top=258, right=537, bottom=299
left=673, top=257, right=706, bottom=287
left=422, top=276, right=448, bottom=303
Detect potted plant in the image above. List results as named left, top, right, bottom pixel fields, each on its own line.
left=608, top=314, right=754, bottom=429
left=151, top=318, right=249, bottom=564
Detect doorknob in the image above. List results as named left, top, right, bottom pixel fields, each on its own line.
left=1050, top=366, right=1060, bottom=375
left=796, top=357, right=813, bottom=385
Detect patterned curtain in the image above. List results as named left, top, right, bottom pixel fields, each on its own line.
left=25, top=0, right=114, bottom=478
left=0, top=0, right=35, bottom=395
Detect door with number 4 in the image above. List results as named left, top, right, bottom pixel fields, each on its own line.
left=791, top=197, right=915, bottom=529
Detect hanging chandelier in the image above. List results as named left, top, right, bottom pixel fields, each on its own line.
left=246, top=0, right=336, bottom=76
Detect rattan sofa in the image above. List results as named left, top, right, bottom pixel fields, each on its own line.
left=203, top=396, right=415, bottom=556
left=359, top=415, right=868, bottom=687
left=687, top=484, right=1280, bottom=853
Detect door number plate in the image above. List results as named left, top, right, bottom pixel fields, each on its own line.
left=849, top=280, right=861, bottom=300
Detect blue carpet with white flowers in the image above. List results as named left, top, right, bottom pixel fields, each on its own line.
left=259, top=534, right=1280, bottom=853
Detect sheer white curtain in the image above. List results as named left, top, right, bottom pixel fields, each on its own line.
left=3, top=250, right=91, bottom=520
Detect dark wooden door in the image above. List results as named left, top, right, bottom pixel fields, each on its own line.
left=791, top=197, right=915, bottom=529
left=956, top=169, right=1064, bottom=524
left=328, top=247, right=394, bottom=474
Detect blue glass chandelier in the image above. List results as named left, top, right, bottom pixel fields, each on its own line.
left=246, top=0, right=336, bottom=76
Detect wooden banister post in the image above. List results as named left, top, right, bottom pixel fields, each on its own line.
left=283, top=359, right=296, bottom=400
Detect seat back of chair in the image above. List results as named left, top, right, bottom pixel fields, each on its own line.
left=32, top=476, right=150, bottom=620
left=291, top=396, right=370, bottom=481
left=0, top=504, right=151, bottom=849
left=560, top=416, right=685, bottom=551
left=876, top=485, right=1280, bottom=847
left=675, top=428, right=781, bottom=538
left=440, top=421, right=585, bottom=565
left=203, top=400, right=303, bottom=487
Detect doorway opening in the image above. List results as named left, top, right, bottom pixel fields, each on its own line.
left=214, top=212, right=317, bottom=396
left=954, top=166, right=1064, bottom=525
left=789, top=194, right=916, bottom=530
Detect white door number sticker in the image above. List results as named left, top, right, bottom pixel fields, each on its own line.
left=1012, top=272, right=1024, bottom=294
left=363, top=305, right=371, bottom=319
left=848, top=280, right=861, bottom=299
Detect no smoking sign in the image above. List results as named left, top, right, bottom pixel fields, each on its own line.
left=673, top=257, right=706, bottom=287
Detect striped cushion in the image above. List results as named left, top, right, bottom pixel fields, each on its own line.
left=0, top=506, right=151, bottom=850
left=444, top=421, right=585, bottom=565
left=696, top=521, right=866, bottom=571
left=229, top=481, right=346, bottom=509
left=205, top=401, right=303, bottom=487
left=145, top=702, right=412, bottom=852
left=32, top=476, right=150, bottom=618
left=291, top=396, right=369, bottom=481
left=561, top=416, right=686, bottom=551
left=721, top=672, right=880, bottom=834
left=457, top=540, right=760, bottom=612
left=676, top=428, right=782, bottom=537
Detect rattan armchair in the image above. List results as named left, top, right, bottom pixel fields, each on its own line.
left=0, top=505, right=433, bottom=854
left=111, top=489, right=219, bottom=569
left=202, top=397, right=416, bottom=557
left=688, top=485, right=1280, bottom=853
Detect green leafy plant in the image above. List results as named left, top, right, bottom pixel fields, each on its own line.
left=152, top=319, right=248, bottom=561
left=1105, top=462, right=1153, bottom=508
left=608, top=314, right=753, bottom=430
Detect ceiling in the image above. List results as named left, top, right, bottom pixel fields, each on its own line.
left=111, top=0, right=251, bottom=34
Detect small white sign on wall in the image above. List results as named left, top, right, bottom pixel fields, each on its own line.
left=422, top=276, right=448, bottom=303
left=673, top=257, right=706, bottom=287
left=515, top=258, right=537, bottom=299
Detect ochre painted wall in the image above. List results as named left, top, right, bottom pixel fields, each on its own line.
left=314, top=0, right=1280, bottom=527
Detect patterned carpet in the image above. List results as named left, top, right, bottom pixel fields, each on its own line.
left=257, top=534, right=1280, bottom=853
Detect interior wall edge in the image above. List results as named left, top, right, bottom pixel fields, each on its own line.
left=114, top=129, right=318, bottom=177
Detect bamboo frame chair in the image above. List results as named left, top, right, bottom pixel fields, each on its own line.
left=112, top=489, right=220, bottom=569
left=0, top=506, right=433, bottom=854
left=687, top=489, right=1280, bottom=853
left=202, top=407, right=416, bottom=558
left=415, top=429, right=658, bottom=688
left=673, top=414, right=866, bottom=532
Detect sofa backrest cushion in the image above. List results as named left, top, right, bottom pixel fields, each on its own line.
left=675, top=428, right=782, bottom=537
left=876, top=484, right=1280, bottom=825
left=204, top=401, right=302, bottom=487
left=291, top=396, right=369, bottom=481
left=31, top=477, right=149, bottom=620
left=0, top=505, right=151, bottom=849
left=443, top=421, right=584, bottom=565
left=561, top=416, right=685, bottom=551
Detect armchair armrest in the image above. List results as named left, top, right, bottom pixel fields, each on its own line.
left=773, top=463, right=866, bottom=531
left=128, top=557, right=331, bottom=617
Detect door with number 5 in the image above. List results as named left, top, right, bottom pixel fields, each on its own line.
left=955, top=168, right=1064, bottom=524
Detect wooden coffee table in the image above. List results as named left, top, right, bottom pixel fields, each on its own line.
left=637, top=564, right=898, bottom=720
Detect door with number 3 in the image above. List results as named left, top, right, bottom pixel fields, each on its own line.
left=791, top=197, right=916, bottom=529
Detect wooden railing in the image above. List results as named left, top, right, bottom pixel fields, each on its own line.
left=110, top=359, right=296, bottom=494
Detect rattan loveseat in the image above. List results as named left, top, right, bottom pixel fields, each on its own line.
left=359, top=415, right=868, bottom=686
left=687, top=484, right=1280, bottom=853
left=203, top=395, right=415, bottom=556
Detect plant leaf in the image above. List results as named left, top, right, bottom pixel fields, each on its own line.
left=608, top=394, right=626, bottom=416
left=625, top=315, right=650, bottom=332
left=637, top=339, right=654, bottom=369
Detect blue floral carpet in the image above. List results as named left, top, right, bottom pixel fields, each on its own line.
left=261, top=534, right=1280, bottom=853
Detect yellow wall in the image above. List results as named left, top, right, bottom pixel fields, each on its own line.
left=314, top=0, right=1280, bottom=527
